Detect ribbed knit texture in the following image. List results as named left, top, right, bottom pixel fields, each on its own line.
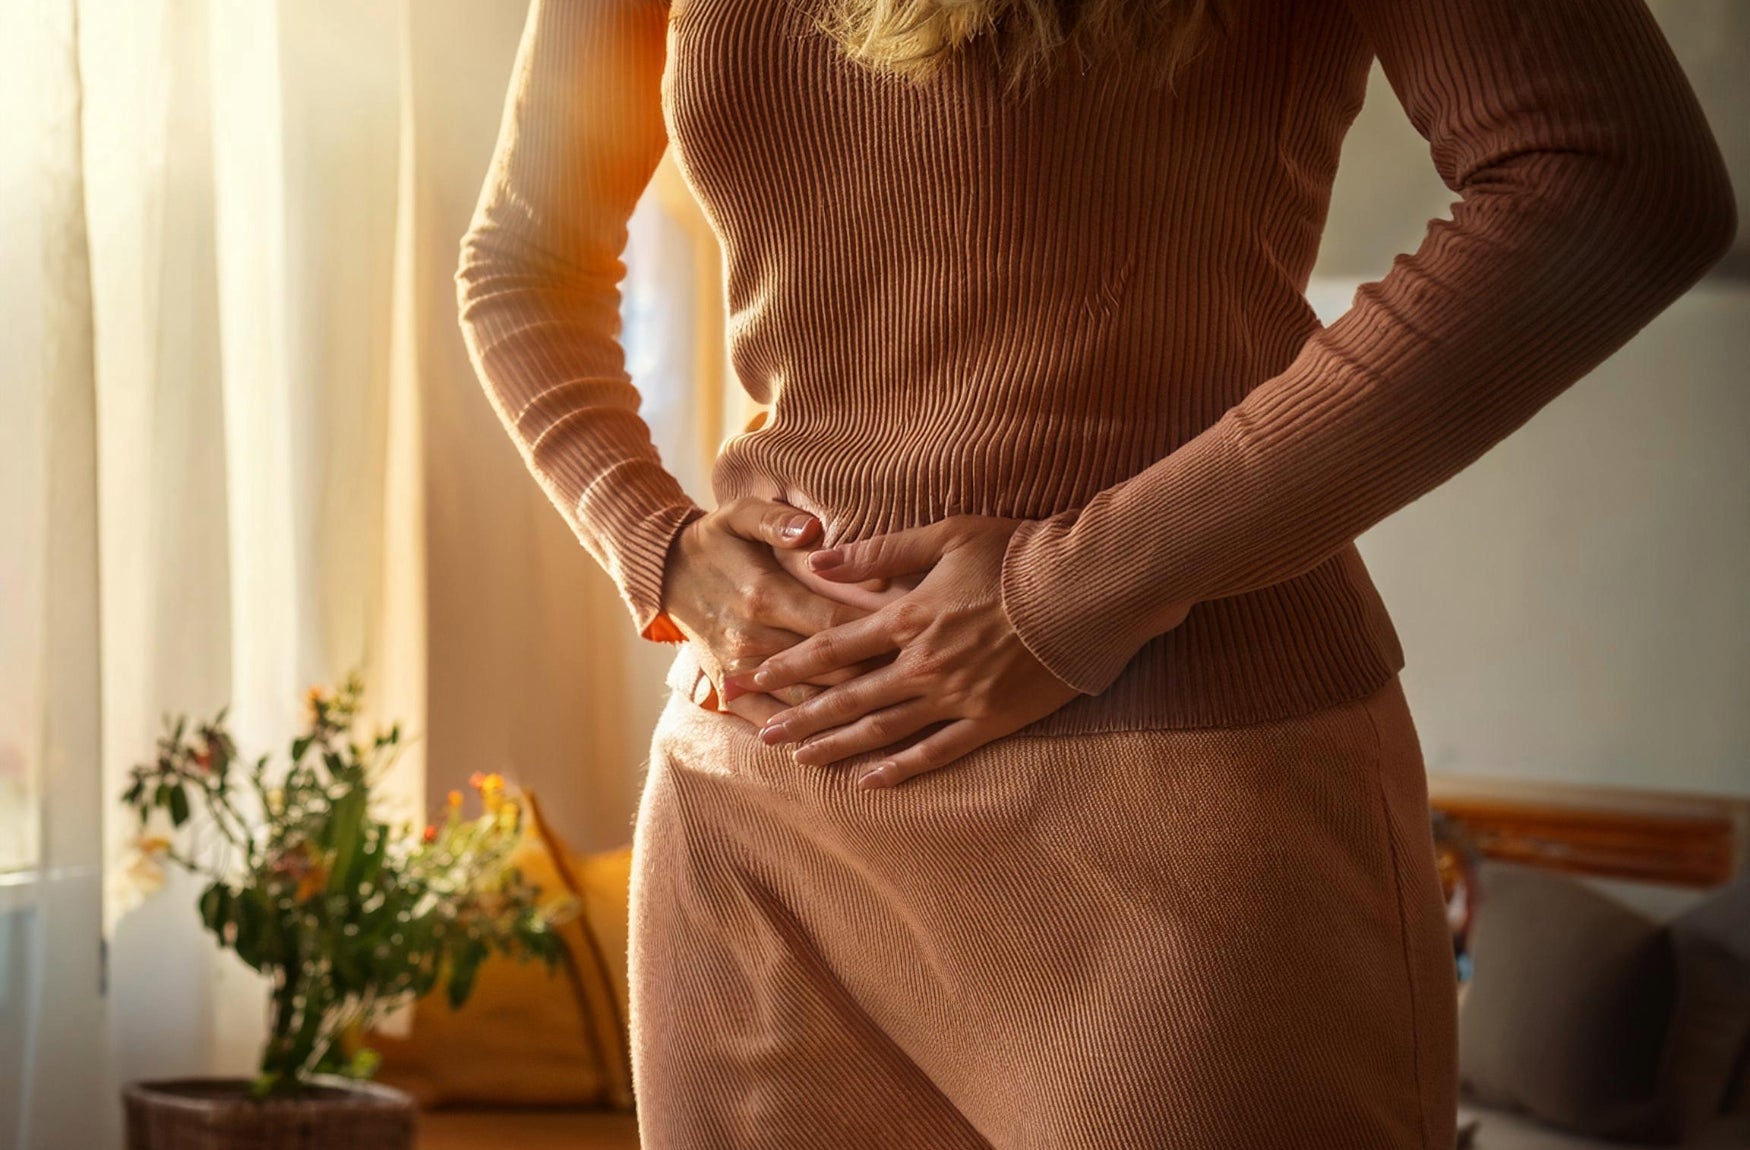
left=630, top=667, right=1457, bottom=1147
left=455, top=0, right=1736, bottom=734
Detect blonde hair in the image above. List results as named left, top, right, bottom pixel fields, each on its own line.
left=813, top=0, right=1228, bottom=96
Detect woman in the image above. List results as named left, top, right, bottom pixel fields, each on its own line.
left=456, top=0, right=1734, bottom=1145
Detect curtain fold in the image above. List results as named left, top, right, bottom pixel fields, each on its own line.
left=1, top=2, right=107, bottom=1146
left=1, top=2, right=731, bottom=1144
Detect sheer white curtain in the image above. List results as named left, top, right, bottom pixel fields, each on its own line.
left=1, top=2, right=719, bottom=1147
left=0, top=3, right=105, bottom=1145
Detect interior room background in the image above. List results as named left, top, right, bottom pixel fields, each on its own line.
left=2, top=1, right=1744, bottom=1147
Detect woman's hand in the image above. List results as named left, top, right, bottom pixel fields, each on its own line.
left=658, top=497, right=900, bottom=729
left=729, top=514, right=1082, bottom=789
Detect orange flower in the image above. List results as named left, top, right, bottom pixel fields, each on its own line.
left=295, top=864, right=330, bottom=902
left=270, top=842, right=329, bottom=901
left=422, top=824, right=438, bottom=845
left=305, top=685, right=326, bottom=724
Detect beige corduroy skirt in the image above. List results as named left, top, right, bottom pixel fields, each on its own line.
left=627, top=652, right=1458, bottom=1150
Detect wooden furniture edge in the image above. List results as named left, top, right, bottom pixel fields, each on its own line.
left=1427, top=774, right=1747, bottom=889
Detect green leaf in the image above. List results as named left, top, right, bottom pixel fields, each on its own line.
left=357, top=827, right=386, bottom=889
left=233, top=893, right=262, bottom=968
left=198, top=883, right=232, bottom=936
left=346, top=1046, right=382, bottom=1081
left=168, top=783, right=191, bottom=827
left=445, top=938, right=490, bottom=1009
left=327, top=788, right=367, bottom=897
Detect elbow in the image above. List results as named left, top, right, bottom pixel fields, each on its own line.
left=1694, top=173, right=1738, bottom=272
left=453, top=213, right=622, bottom=320
left=453, top=219, right=534, bottom=335
left=1673, top=150, right=1738, bottom=275
left=1628, top=133, right=1739, bottom=283
left=454, top=221, right=498, bottom=317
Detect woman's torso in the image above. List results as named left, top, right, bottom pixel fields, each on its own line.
left=660, top=0, right=1407, bottom=732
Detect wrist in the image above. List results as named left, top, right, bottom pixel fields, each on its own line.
left=650, top=507, right=708, bottom=642
left=998, top=510, right=1196, bottom=697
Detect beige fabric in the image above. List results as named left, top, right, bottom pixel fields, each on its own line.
left=631, top=672, right=1457, bottom=1147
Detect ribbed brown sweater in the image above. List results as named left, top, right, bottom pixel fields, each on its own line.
left=456, top=0, right=1735, bottom=734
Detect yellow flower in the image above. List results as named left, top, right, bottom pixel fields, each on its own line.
left=109, top=844, right=167, bottom=920
left=470, top=772, right=508, bottom=815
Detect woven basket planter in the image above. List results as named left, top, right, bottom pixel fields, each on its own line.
left=123, top=1077, right=414, bottom=1150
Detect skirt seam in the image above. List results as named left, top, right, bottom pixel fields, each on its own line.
left=1363, top=688, right=1434, bottom=1150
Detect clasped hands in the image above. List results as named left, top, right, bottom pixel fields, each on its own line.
left=656, top=497, right=1082, bottom=790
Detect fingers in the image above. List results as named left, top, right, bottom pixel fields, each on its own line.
left=750, top=610, right=899, bottom=690
left=712, top=624, right=808, bottom=684
left=756, top=663, right=918, bottom=745
left=855, top=720, right=987, bottom=790
left=720, top=495, right=823, bottom=550
left=725, top=653, right=891, bottom=702
left=748, top=570, right=875, bottom=638
left=724, top=691, right=786, bottom=728
left=723, top=680, right=828, bottom=727
left=806, top=518, right=955, bottom=582
left=788, top=697, right=946, bottom=767
left=802, top=653, right=898, bottom=686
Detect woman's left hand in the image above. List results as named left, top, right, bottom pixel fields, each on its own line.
left=727, top=514, right=1082, bottom=789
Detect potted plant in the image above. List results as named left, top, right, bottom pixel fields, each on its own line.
left=115, top=672, right=569, bottom=1150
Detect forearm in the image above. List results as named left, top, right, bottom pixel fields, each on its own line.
left=457, top=236, right=706, bottom=638
left=455, top=0, right=704, bottom=641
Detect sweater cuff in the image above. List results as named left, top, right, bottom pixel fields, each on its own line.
left=998, top=508, right=1198, bottom=698
left=994, top=479, right=1211, bottom=696
left=572, top=466, right=707, bottom=644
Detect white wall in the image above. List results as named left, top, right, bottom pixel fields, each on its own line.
left=1315, top=0, right=1748, bottom=799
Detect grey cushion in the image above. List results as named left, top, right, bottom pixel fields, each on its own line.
left=1459, top=865, right=1750, bottom=1144
left=1460, top=862, right=1678, bottom=1140
left=1667, top=879, right=1750, bottom=1128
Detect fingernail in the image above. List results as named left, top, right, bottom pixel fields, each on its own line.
left=857, top=762, right=893, bottom=789
left=759, top=721, right=788, bottom=744
left=752, top=669, right=775, bottom=688
left=809, top=548, right=843, bottom=570
left=781, top=514, right=812, bottom=539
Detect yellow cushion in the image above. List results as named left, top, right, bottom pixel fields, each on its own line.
left=367, top=791, right=633, bottom=1110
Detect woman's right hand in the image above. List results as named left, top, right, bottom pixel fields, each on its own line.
left=658, top=497, right=909, bottom=729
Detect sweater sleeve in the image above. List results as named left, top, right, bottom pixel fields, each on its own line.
left=455, top=0, right=705, bottom=644
left=998, top=0, right=1738, bottom=696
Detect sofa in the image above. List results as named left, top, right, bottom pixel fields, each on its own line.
left=1449, top=850, right=1750, bottom=1148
